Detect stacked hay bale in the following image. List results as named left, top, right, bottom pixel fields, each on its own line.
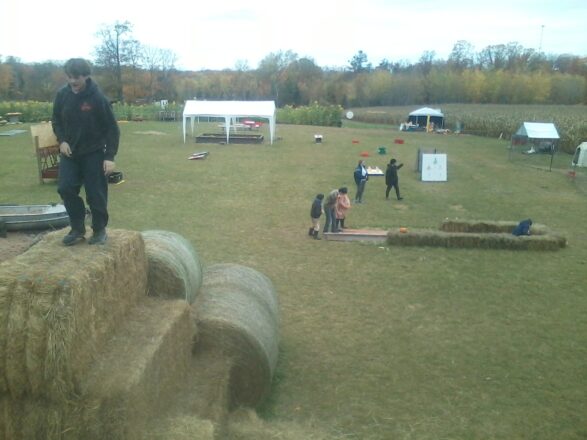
left=141, top=230, right=203, bottom=304
left=0, top=228, right=281, bottom=439
left=387, top=219, right=566, bottom=251
left=79, top=297, right=195, bottom=439
left=0, top=229, right=148, bottom=438
left=0, top=229, right=147, bottom=402
left=193, top=264, right=280, bottom=411
left=0, top=229, right=198, bottom=439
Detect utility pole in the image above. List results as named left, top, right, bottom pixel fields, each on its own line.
left=538, top=24, right=545, bottom=53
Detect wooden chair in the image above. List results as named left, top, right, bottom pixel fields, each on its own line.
left=30, top=123, right=60, bottom=184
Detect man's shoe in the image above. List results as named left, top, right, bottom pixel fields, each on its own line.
left=88, top=229, right=107, bottom=245
left=62, top=229, right=86, bottom=246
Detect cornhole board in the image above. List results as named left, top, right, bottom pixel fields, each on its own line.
left=421, top=154, right=447, bottom=181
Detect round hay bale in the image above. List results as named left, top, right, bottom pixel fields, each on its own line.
left=142, top=230, right=203, bottom=304
left=193, top=263, right=279, bottom=409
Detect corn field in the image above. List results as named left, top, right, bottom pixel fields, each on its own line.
left=350, top=104, right=587, bottom=153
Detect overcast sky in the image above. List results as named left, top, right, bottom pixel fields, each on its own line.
left=1, top=0, right=585, bottom=71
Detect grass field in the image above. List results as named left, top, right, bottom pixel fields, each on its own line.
left=2, top=119, right=587, bottom=439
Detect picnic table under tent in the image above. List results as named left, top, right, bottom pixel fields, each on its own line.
left=182, top=100, right=276, bottom=144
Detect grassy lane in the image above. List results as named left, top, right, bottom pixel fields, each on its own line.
left=2, top=120, right=586, bottom=439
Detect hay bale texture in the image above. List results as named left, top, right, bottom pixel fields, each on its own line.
left=193, top=263, right=279, bottom=409
left=77, top=297, right=196, bottom=440
left=388, top=220, right=566, bottom=251
left=0, top=229, right=147, bottom=401
left=142, top=230, right=203, bottom=304
left=440, top=219, right=552, bottom=234
left=1, top=299, right=197, bottom=440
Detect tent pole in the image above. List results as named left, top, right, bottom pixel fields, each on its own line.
left=225, top=116, right=230, bottom=144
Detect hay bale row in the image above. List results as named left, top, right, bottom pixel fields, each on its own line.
left=387, top=229, right=566, bottom=250
left=440, top=219, right=518, bottom=234
left=0, top=229, right=148, bottom=401
left=439, top=219, right=552, bottom=236
left=142, top=230, right=203, bottom=304
left=193, top=263, right=280, bottom=409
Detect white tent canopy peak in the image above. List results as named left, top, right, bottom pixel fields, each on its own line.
left=409, top=107, right=444, bottom=117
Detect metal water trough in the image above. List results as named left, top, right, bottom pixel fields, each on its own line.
left=0, top=204, right=70, bottom=231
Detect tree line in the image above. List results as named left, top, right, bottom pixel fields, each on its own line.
left=0, top=21, right=585, bottom=107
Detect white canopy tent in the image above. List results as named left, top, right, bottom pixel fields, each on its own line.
left=182, top=100, right=276, bottom=144
left=407, top=107, right=444, bottom=128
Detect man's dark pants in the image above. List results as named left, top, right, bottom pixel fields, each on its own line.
left=58, top=150, right=108, bottom=233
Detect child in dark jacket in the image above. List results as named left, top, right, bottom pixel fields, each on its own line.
left=385, top=158, right=404, bottom=200
left=309, top=194, right=324, bottom=240
left=512, top=218, right=532, bottom=236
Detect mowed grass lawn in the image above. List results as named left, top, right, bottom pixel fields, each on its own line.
left=2, top=120, right=587, bottom=439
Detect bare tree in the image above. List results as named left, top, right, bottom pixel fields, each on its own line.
left=141, top=46, right=177, bottom=100
left=94, top=21, right=140, bottom=102
left=448, top=40, right=476, bottom=71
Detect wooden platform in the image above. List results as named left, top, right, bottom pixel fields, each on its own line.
left=323, top=228, right=388, bottom=243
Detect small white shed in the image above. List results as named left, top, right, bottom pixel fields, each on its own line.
left=572, top=142, right=587, bottom=167
left=514, top=122, right=560, bottom=150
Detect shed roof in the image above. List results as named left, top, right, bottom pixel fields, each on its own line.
left=515, top=122, right=559, bottom=140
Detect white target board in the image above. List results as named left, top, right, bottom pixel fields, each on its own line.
left=421, top=154, right=447, bottom=181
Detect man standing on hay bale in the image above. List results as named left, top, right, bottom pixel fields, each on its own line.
left=52, top=58, right=120, bottom=246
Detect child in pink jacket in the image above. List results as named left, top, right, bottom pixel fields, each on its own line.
left=335, top=187, right=351, bottom=231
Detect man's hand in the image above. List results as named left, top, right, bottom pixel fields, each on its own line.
left=103, top=160, right=115, bottom=176
left=59, top=142, right=72, bottom=157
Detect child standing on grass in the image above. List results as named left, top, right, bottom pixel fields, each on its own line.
left=335, top=187, right=351, bottom=231
left=309, top=193, right=324, bottom=240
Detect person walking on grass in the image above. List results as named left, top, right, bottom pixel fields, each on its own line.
left=309, top=193, right=324, bottom=240
left=353, top=160, right=369, bottom=203
left=52, top=58, right=120, bottom=246
left=385, top=158, right=404, bottom=201
left=323, top=188, right=339, bottom=233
